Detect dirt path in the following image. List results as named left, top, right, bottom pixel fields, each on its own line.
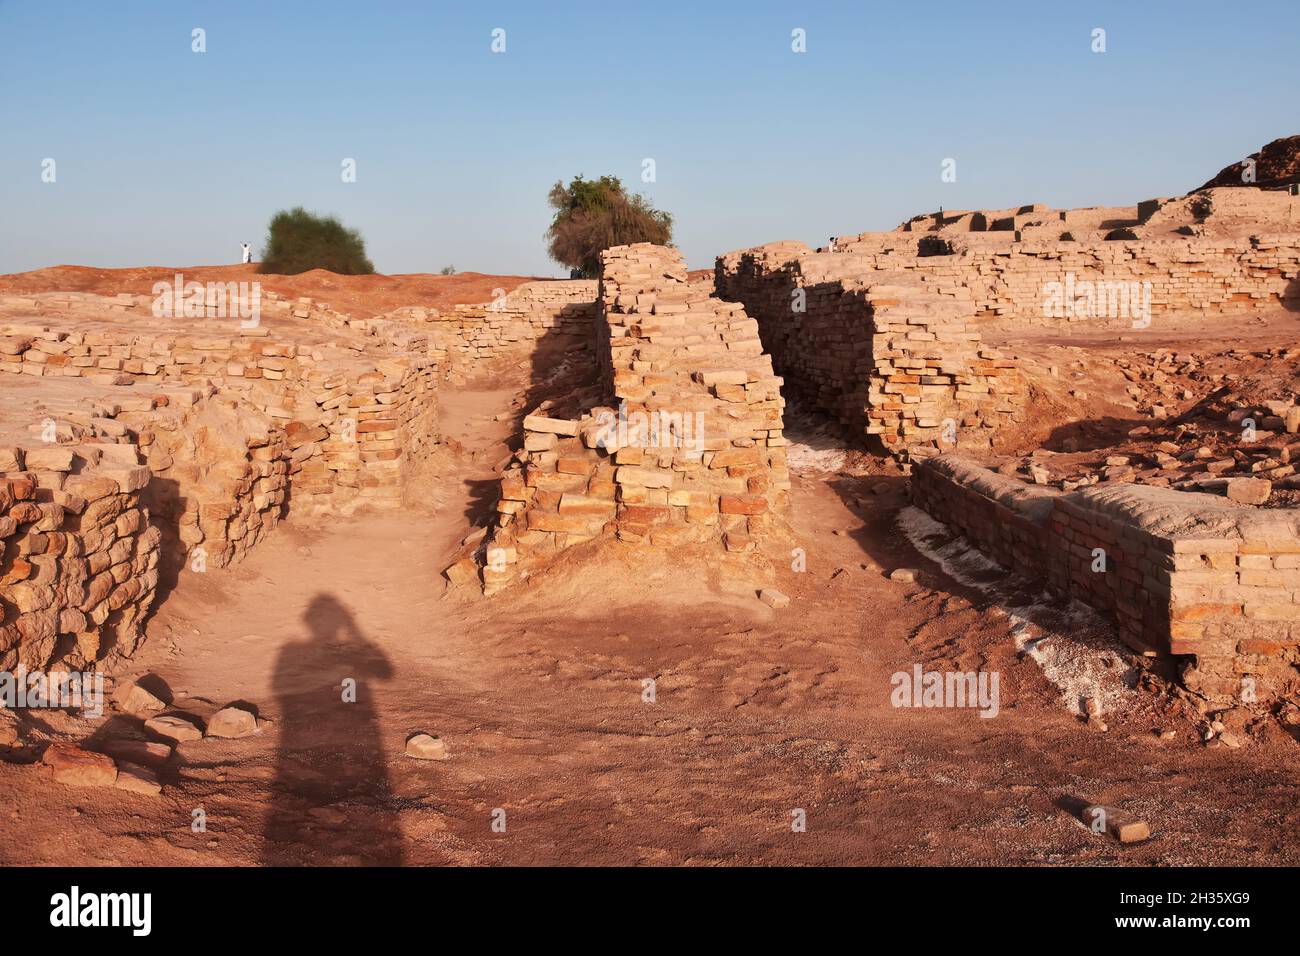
left=1, top=391, right=1298, bottom=866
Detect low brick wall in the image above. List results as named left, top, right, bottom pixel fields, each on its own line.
left=728, top=234, right=1300, bottom=334
left=912, top=455, right=1300, bottom=706
left=372, top=281, right=598, bottom=377
left=1, top=304, right=444, bottom=672
left=0, top=305, right=442, bottom=515
left=899, top=235, right=1300, bottom=328
left=716, top=244, right=1026, bottom=457
left=1, top=446, right=160, bottom=672
left=130, top=397, right=290, bottom=571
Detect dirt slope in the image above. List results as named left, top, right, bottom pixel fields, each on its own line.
left=1196, top=134, right=1300, bottom=191
left=0, top=264, right=550, bottom=318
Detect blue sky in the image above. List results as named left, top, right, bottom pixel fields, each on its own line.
left=1, top=1, right=1296, bottom=275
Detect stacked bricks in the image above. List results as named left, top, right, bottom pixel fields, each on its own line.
left=1, top=442, right=160, bottom=672
left=908, top=455, right=1058, bottom=575
left=127, top=395, right=291, bottom=570
left=366, top=281, right=598, bottom=385
left=474, top=243, right=789, bottom=593
left=723, top=233, right=1300, bottom=335
left=913, top=455, right=1300, bottom=706
left=716, top=244, right=1026, bottom=459
left=864, top=278, right=1023, bottom=454
left=287, top=359, right=440, bottom=511
left=901, top=235, right=1300, bottom=327
left=598, top=242, right=789, bottom=553
left=407, top=281, right=596, bottom=360
left=0, top=298, right=442, bottom=515
left=0, top=304, right=382, bottom=393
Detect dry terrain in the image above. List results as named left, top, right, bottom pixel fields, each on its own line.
left=0, top=270, right=1296, bottom=864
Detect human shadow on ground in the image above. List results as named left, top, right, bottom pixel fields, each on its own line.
left=261, top=593, right=401, bottom=866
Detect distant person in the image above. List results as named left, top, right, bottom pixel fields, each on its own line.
left=827, top=236, right=837, bottom=253
left=241, top=241, right=252, bottom=264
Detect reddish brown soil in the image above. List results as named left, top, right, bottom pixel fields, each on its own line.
left=981, top=309, right=1300, bottom=455
left=0, top=264, right=549, bottom=318
left=1197, top=134, right=1300, bottom=192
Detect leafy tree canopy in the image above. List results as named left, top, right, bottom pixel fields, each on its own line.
left=546, top=175, right=672, bottom=278
left=259, top=207, right=375, bottom=275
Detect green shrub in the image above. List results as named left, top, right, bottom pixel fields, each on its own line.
left=545, top=175, right=673, bottom=278
left=259, top=207, right=375, bottom=275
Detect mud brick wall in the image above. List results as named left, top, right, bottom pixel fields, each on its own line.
left=905, top=235, right=1300, bottom=327
left=125, top=396, right=290, bottom=571
left=372, top=281, right=599, bottom=378
left=0, top=293, right=446, bottom=672
left=716, top=244, right=1026, bottom=458
left=287, top=357, right=440, bottom=511
left=726, top=235, right=1300, bottom=334
left=913, top=455, right=1300, bottom=707
left=0, top=311, right=442, bottom=516
left=471, top=244, right=789, bottom=594
left=1, top=446, right=160, bottom=673
left=0, top=316, right=311, bottom=387
left=908, top=455, right=1057, bottom=576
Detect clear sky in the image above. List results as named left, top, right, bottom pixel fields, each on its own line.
left=2, top=0, right=1296, bottom=276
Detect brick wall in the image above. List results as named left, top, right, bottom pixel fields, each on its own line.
left=466, top=243, right=789, bottom=593
left=1, top=444, right=160, bottom=673
left=734, top=235, right=1300, bottom=332
left=371, top=281, right=598, bottom=379
left=0, top=305, right=441, bottom=515
left=912, top=454, right=1300, bottom=707
left=716, top=244, right=1026, bottom=458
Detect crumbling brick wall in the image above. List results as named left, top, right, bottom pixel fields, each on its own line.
left=463, top=243, right=789, bottom=593
left=0, top=289, right=448, bottom=676
left=129, top=395, right=290, bottom=571
left=900, top=235, right=1300, bottom=327
left=912, top=454, right=1300, bottom=707
left=728, top=235, right=1300, bottom=334
left=716, top=244, right=1025, bottom=458
left=371, top=281, right=599, bottom=381
left=1, top=444, right=160, bottom=672
left=0, top=304, right=442, bottom=516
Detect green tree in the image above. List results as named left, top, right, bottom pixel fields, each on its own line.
left=545, top=175, right=673, bottom=278
left=259, top=207, right=375, bottom=275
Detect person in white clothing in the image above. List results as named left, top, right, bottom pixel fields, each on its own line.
left=241, top=242, right=252, bottom=264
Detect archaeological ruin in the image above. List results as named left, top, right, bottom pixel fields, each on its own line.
left=4, top=149, right=1300, bottom=853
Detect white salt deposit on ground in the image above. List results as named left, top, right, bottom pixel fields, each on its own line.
left=897, top=506, right=1137, bottom=716
left=786, top=441, right=853, bottom=474
left=782, top=413, right=869, bottom=475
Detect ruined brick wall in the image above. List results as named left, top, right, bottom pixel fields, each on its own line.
left=372, top=281, right=599, bottom=379
left=128, top=395, right=290, bottom=571
left=1, top=444, right=160, bottom=673
left=466, top=244, right=789, bottom=593
left=288, top=358, right=441, bottom=512
left=0, top=306, right=441, bottom=515
left=0, top=289, right=447, bottom=672
left=730, top=235, right=1300, bottom=333
left=912, top=455, right=1300, bottom=707
left=716, top=244, right=1025, bottom=458
left=899, top=235, right=1300, bottom=327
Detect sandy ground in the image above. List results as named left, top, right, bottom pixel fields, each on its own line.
left=2, top=361, right=1298, bottom=866
left=0, top=264, right=547, bottom=318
